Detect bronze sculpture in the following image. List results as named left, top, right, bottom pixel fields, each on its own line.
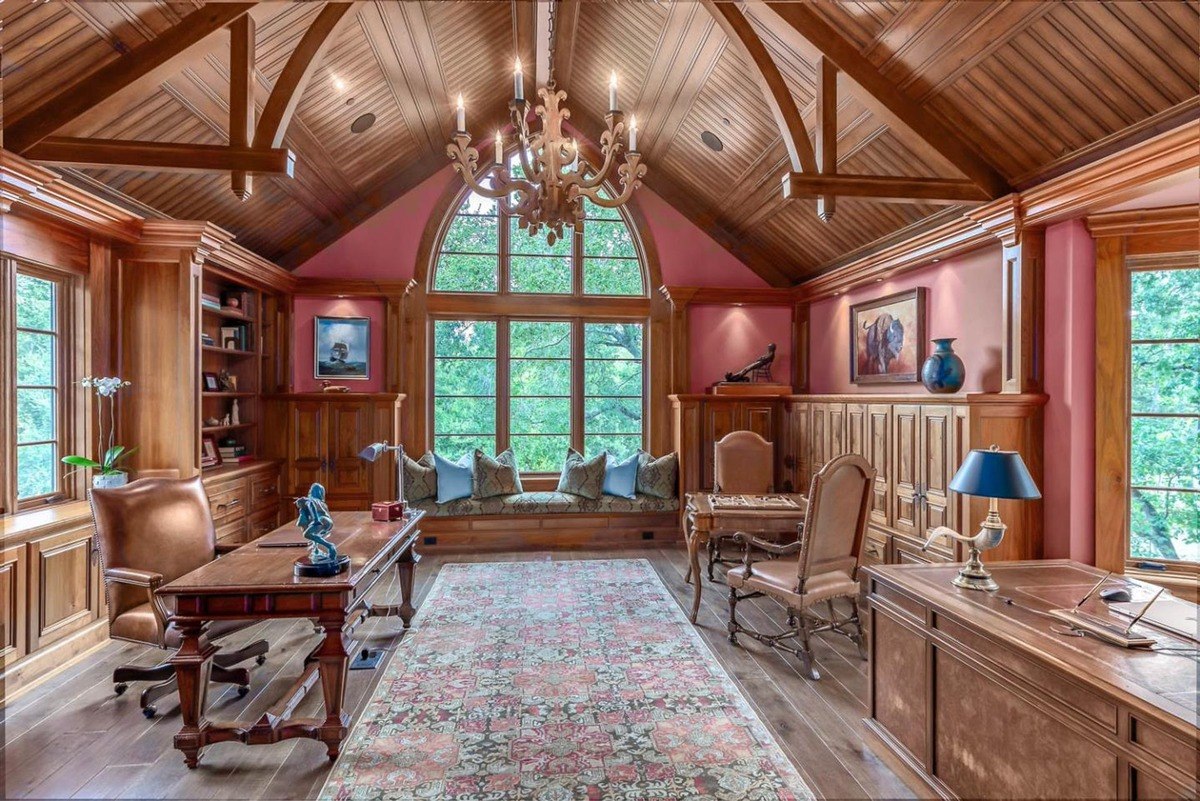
left=724, top=343, right=776, bottom=383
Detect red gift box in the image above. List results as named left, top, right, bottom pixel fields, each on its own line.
left=372, top=500, right=406, bottom=521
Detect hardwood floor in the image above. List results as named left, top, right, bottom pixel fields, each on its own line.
left=1, top=548, right=921, bottom=800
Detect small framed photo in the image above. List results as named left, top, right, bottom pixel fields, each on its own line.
left=315, top=316, right=370, bottom=380
left=849, top=288, right=926, bottom=384
left=201, top=435, right=222, bottom=468
left=218, top=370, right=238, bottom=392
left=202, top=372, right=221, bottom=392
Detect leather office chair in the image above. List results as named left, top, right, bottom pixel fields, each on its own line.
left=709, top=430, right=775, bottom=578
left=726, top=453, right=875, bottom=680
left=90, top=477, right=270, bottom=717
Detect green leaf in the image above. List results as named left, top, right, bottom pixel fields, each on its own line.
left=102, top=445, right=125, bottom=468
left=62, top=455, right=102, bottom=469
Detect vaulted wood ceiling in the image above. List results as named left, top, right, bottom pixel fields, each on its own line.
left=3, top=1, right=1197, bottom=286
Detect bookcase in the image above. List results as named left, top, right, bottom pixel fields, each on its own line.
left=199, top=276, right=263, bottom=468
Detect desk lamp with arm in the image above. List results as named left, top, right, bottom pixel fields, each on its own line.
left=359, top=440, right=406, bottom=520
left=923, top=445, right=1041, bottom=591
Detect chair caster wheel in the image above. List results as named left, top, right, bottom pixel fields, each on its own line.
left=114, top=683, right=128, bottom=696
left=255, top=655, right=267, bottom=666
left=237, top=685, right=250, bottom=698
left=142, top=706, right=157, bottom=719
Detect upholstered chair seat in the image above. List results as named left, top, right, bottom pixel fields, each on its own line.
left=726, top=562, right=860, bottom=609
left=90, top=476, right=271, bottom=717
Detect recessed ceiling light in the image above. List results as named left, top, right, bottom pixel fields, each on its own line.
left=875, top=278, right=883, bottom=283
left=721, top=117, right=731, bottom=127
left=350, top=113, right=376, bottom=134
left=700, top=130, right=724, bottom=152
left=932, top=258, right=941, bottom=263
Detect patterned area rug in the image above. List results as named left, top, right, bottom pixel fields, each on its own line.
left=321, top=559, right=812, bottom=800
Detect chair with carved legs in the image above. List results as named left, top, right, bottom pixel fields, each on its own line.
left=726, top=453, right=874, bottom=680
left=708, top=430, right=775, bottom=580
left=90, top=477, right=270, bottom=718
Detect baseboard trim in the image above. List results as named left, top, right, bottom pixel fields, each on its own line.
left=1, top=619, right=110, bottom=704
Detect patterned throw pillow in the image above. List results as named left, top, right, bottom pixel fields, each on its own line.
left=637, top=450, right=678, bottom=499
left=556, top=448, right=606, bottom=500
left=472, top=448, right=524, bottom=498
left=402, top=452, right=437, bottom=502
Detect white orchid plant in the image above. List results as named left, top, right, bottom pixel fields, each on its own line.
left=63, top=376, right=136, bottom=476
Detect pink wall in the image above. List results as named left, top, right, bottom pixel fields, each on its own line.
left=295, top=167, right=767, bottom=289
left=292, top=296, right=386, bottom=392
left=1043, top=219, right=1096, bottom=563
left=807, top=245, right=1004, bottom=394
left=688, top=305, right=793, bottom=393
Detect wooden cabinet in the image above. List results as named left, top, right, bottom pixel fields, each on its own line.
left=201, top=461, right=282, bottom=547
left=26, top=522, right=102, bottom=653
left=266, top=394, right=403, bottom=510
left=671, top=392, right=1045, bottom=566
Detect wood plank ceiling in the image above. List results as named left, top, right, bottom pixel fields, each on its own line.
left=3, top=1, right=1197, bottom=285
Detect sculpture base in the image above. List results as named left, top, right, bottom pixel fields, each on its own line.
left=709, top=382, right=791, bottom=396
left=294, top=554, right=351, bottom=577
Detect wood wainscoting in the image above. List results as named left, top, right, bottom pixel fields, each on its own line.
left=671, top=392, right=1046, bottom=567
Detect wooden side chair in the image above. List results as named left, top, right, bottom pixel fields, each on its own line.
left=709, top=430, right=775, bottom=579
left=89, top=477, right=270, bottom=718
left=726, top=453, right=875, bottom=680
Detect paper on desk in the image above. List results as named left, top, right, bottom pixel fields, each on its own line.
left=1110, top=596, right=1199, bottom=643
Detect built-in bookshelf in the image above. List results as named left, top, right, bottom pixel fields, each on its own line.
left=199, top=275, right=263, bottom=470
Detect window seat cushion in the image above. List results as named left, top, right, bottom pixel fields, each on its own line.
left=409, top=490, right=679, bottom=517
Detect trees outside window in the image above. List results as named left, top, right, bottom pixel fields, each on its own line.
left=1127, top=267, right=1199, bottom=564
left=429, top=179, right=648, bottom=470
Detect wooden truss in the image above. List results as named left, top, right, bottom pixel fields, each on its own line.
left=707, top=2, right=1009, bottom=220
left=7, top=2, right=353, bottom=201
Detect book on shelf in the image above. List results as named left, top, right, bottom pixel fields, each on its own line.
left=200, top=333, right=216, bottom=347
left=219, top=445, right=247, bottom=460
left=201, top=293, right=221, bottom=310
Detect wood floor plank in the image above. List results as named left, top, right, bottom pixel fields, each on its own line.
left=2, top=547, right=915, bottom=800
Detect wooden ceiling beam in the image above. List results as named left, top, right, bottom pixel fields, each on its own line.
left=815, top=56, right=837, bottom=222
left=549, top=0, right=581, bottom=91
left=4, top=3, right=257, bottom=154
left=782, top=173, right=990, bottom=205
left=253, top=3, right=355, bottom=151
left=703, top=1, right=817, bottom=174
left=24, top=137, right=295, bottom=175
left=229, top=14, right=256, bottom=200
left=760, top=1, right=1010, bottom=198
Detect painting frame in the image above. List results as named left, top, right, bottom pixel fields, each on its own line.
left=314, top=315, right=371, bottom=381
left=849, top=288, right=926, bottom=384
left=201, top=435, right=222, bottom=468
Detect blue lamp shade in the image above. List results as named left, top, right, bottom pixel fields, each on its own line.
left=949, top=448, right=1041, bottom=500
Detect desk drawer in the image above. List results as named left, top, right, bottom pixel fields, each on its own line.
left=215, top=518, right=245, bottom=547
left=246, top=506, right=280, bottom=542
left=208, top=481, right=248, bottom=525
left=250, top=472, right=280, bottom=512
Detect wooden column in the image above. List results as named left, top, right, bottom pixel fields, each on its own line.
left=969, top=196, right=1045, bottom=394
left=792, top=300, right=809, bottom=393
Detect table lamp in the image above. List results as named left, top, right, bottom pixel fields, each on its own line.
left=359, top=441, right=406, bottom=520
left=923, top=445, right=1041, bottom=591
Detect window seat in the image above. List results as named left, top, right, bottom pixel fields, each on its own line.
left=411, top=491, right=681, bottom=551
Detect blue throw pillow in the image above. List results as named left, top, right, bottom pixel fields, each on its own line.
left=433, top=451, right=473, bottom=503
left=603, top=452, right=639, bottom=499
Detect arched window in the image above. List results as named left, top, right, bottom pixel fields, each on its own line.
left=427, top=174, right=650, bottom=473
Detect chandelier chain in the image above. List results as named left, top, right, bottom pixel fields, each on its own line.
left=546, top=0, right=558, bottom=88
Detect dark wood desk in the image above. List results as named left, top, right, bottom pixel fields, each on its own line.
left=158, top=510, right=424, bottom=767
left=864, top=560, right=1199, bottom=800
left=683, top=493, right=807, bottom=623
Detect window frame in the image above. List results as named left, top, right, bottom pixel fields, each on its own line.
left=1091, top=206, right=1200, bottom=599
left=429, top=313, right=648, bottom=474
left=2, top=257, right=87, bottom=515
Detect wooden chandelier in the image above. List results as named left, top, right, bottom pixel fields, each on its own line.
left=446, top=63, right=646, bottom=245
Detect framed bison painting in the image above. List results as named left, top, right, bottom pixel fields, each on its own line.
left=849, top=288, right=926, bottom=384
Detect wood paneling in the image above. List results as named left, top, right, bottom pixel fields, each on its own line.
left=3, top=1, right=1195, bottom=281
left=27, top=524, right=100, bottom=652
left=0, top=543, right=28, bottom=664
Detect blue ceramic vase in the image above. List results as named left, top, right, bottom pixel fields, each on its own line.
left=921, top=338, right=966, bottom=394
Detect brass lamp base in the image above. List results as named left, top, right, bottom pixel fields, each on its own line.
left=952, top=546, right=999, bottom=592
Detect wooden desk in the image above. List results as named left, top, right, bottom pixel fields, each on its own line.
left=683, top=493, right=807, bottom=623
left=158, top=510, right=424, bottom=768
left=864, top=560, right=1199, bottom=800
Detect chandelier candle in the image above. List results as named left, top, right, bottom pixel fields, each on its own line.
left=629, top=115, right=638, bottom=152
left=514, top=58, right=524, bottom=102
left=609, top=71, right=618, bottom=111
left=455, top=94, right=464, bottom=132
